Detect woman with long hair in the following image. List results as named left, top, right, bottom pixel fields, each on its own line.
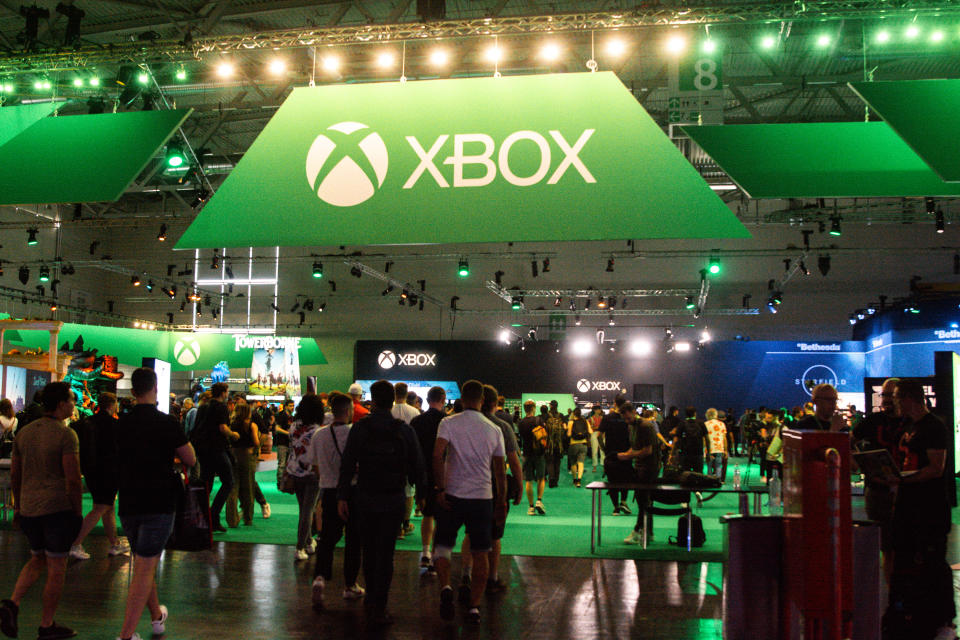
left=231, top=404, right=260, bottom=525
left=287, top=394, right=325, bottom=560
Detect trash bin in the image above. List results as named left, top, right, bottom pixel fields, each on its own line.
left=723, top=514, right=783, bottom=640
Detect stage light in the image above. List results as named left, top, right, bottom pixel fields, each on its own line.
left=165, top=145, right=185, bottom=168
left=553, top=296, right=562, bottom=307
left=137, top=72, right=149, bottom=85
left=18, top=266, right=29, bottom=285
left=936, top=210, right=945, bottom=233
left=816, top=34, right=831, bottom=48
left=528, top=328, right=537, bottom=341
left=597, top=297, right=607, bottom=309
left=210, top=251, right=220, bottom=270
left=216, top=61, right=235, bottom=78
left=540, top=43, right=561, bottom=61
left=606, top=258, right=615, bottom=272
left=38, top=264, right=49, bottom=282
left=268, top=58, right=287, bottom=75
left=630, top=341, right=652, bottom=356
left=848, top=314, right=857, bottom=325
left=72, top=77, right=83, bottom=87
left=157, top=224, right=167, bottom=241
left=458, top=258, right=469, bottom=277
left=574, top=315, right=581, bottom=326
left=905, top=25, right=920, bottom=39
left=145, top=280, right=154, bottom=292
left=27, top=228, right=38, bottom=245
left=930, top=30, right=944, bottom=42
left=702, top=39, right=717, bottom=54
left=511, top=295, right=523, bottom=311
left=761, top=35, right=776, bottom=49
left=179, top=301, right=185, bottom=312
left=608, top=315, right=615, bottom=326
left=571, top=339, right=593, bottom=356
left=50, top=301, right=57, bottom=312
left=429, top=49, right=449, bottom=67
left=89, top=77, right=100, bottom=87
left=167, top=286, right=177, bottom=299
left=675, top=342, right=691, bottom=352
left=685, top=296, right=696, bottom=310
left=856, top=309, right=866, bottom=320
left=818, top=254, right=831, bottom=276
left=494, top=270, right=504, bottom=286
left=875, top=30, right=890, bottom=43
left=350, top=265, right=362, bottom=278
left=700, top=330, right=711, bottom=342
left=605, top=38, right=627, bottom=57
left=322, top=55, right=340, bottom=72
left=175, top=66, right=187, bottom=81
left=666, top=34, right=687, bottom=54
left=312, top=261, right=323, bottom=278
left=829, top=216, right=842, bottom=236
left=318, top=302, right=326, bottom=312
left=484, top=45, right=504, bottom=63
left=131, top=275, right=140, bottom=286
left=608, top=297, right=616, bottom=309
left=401, top=289, right=409, bottom=300
left=1, top=83, right=13, bottom=93
left=707, top=257, right=721, bottom=275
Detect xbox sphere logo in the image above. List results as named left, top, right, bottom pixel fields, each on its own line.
left=305, top=122, right=388, bottom=207
left=173, top=338, right=201, bottom=366
left=378, top=350, right=397, bottom=369
left=576, top=379, right=591, bottom=393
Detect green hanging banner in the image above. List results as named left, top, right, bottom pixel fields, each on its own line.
left=0, top=102, right=60, bottom=148
left=177, top=72, right=748, bottom=249
left=682, top=122, right=960, bottom=198
left=0, top=109, right=191, bottom=205
left=850, top=80, right=960, bottom=183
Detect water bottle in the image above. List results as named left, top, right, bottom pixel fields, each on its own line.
left=769, top=469, right=782, bottom=514
left=732, top=465, right=741, bottom=490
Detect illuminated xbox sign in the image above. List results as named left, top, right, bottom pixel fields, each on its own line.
left=306, top=122, right=388, bottom=207
left=576, top=378, right=623, bottom=393
left=173, top=338, right=201, bottom=366
left=377, top=350, right=437, bottom=369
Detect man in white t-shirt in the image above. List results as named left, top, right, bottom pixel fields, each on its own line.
left=307, top=393, right=363, bottom=609
left=432, top=380, right=506, bottom=625
left=704, top=408, right=727, bottom=480
left=390, top=382, right=420, bottom=537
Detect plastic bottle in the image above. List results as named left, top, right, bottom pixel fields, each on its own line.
left=769, top=469, right=782, bottom=514
left=733, top=465, right=741, bottom=490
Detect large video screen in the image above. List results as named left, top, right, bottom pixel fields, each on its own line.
left=3, top=366, right=27, bottom=412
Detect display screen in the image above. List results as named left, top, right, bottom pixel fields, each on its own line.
left=142, top=357, right=171, bottom=414
left=249, top=347, right=301, bottom=398
left=3, top=366, right=26, bottom=412
left=953, top=353, right=960, bottom=474
left=353, top=380, right=461, bottom=403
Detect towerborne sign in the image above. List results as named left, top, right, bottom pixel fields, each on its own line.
left=177, top=72, right=748, bottom=249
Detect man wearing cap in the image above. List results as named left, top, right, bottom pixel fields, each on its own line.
left=348, top=383, right=369, bottom=421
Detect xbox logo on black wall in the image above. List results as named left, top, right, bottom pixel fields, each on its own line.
left=305, top=122, right=388, bottom=207
left=377, top=350, right=397, bottom=369
left=576, top=379, right=591, bottom=393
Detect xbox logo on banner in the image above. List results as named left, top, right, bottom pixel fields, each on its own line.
left=378, top=350, right=397, bottom=369
left=576, top=379, right=591, bottom=393
left=305, top=122, right=388, bottom=207
left=173, top=338, right=201, bottom=366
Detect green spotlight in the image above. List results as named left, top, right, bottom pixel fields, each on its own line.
left=89, top=77, right=100, bottom=87
left=38, top=265, right=50, bottom=282
left=457, top=258, right=470, bottom=277
left=685, top=295, right=696, bottom=309
left=816, top=34, right=831, bottom=47
left=761, top=35, right=776, bottom=49
left=1, top=83, right=12, bottom=93
left=72, top=78, right=83, bottom=87
left=905, top=25, right=919, bottom=39
left=175, top=68, right=187, bottom=81
left=42, top=81, right=51, bottom=89
left=312, top=261, right=323, bottom=278
left=708, top=258, right=721, bottom=275
left=702, top=39, right=717, bottom=54
left=930, top=30, right=945, bottom=43
left=137, top=72, right=149, bottom=84
left=875, top=30, right=890, bottom=43
left=165, top=144, right=186, bottom=168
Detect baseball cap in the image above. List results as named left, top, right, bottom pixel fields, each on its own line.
left=348, top=383, right=363, bottom=396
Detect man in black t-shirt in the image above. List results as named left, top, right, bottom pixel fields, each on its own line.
left=795, top=384, right=846, bottom=432
left=411, top=386, right=446, bottom=574
left=884, top=378, right=955, bottom=639
left=517, top=400, right=547, bottom=515
left=195, top=383, right=240, bottom=532
left=675, top=407, right=708, bottom=474
left=274, top=399, right=294, bottom=488
left=599, top=395, right=634, bottom=515
left=115, top=368, right=196, bottom=640
left=623, top=407, right=659, bottom=545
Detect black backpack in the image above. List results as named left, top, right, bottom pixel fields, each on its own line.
left=680, top=420, right=703, bottom=456
left=571, top=418, right=589, bottom=441
left=357, top=420, right=408, bottom=494
left=670, top=513, right=706, bottom=547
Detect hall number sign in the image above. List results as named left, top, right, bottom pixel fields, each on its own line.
left=669, top=44, right=724, bottom=125
left=678, top=49, right=723, bottom=92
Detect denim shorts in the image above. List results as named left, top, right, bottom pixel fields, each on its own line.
left=19, top=510, right=82, bottom=557
left=435, top=495, right=493, bottom=552
left=120, top=513, right=175, bottom=558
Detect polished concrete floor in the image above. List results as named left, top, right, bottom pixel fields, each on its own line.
left=0, top=531, right=724, bottom=639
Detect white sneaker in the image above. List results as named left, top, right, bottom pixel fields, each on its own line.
left=342, top=584, right=365, bottom=600
left=623, top=530, right=643, bottom=545
left=69, top=544, right=90, bottom=560
left=306, top=538, right=317, bottom=555
left=527, top=506, right=536, bottom=515
left=115, top=634, right=142, bottom=640
left=311, top=577, right=324, bottom=607
left=295, top=548, right=309, bottom=561
left=151, top=604, right=168, bottom=635
left=108, top=540, right=131, bottom=556
left=261, top=503, right=271, bottom=519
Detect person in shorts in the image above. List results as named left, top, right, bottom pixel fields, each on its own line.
left=1, top=382, right=83, bottom=640
left=517, top=400, right=547, bottom=514
left=411, top=386, right=447, bottom=575
left=432, top=380, right=506, bottom=625
left=115, top=368, right=196, bottom=640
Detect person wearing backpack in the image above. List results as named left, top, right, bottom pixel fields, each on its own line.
left=599, top=395, right=634, bottom=515
left=676, top=407, right=708, bottom=474
left=518, top=401, right=547, bottom=515
left=544, top=400, right=566, bottom=489
left=337, top=380, right=425, bottom=628
left=566, top=408, right=591, bottom=488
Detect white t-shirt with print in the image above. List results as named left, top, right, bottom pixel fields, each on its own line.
left=437, top=409, right=505, bottom=500
left=705, top=419, right=727, bottom=455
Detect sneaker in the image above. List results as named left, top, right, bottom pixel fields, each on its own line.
left=295, top=548, right=309, bottom=561
left=306, top=538, right=317, bottom=555
left=151, top=604, right=167, bottom=635
left=612, top=507, right=622, bottom=516
left=37, top=622, right=76, bottom=640
left=402, top=522, right=416, bottom=536
left=419, top=556, right=434, bottom=576
left=527, top=506, right=536, bottom=515
left=261, top=503, right=271, bottom=519
left=414, top=508, right=422, bottom=518
left=534, top=500, right=546, bottom=515
left=465, top=607, right=481, bottom=624
left=0, top=599, right=18, bottom=639
left=108, top=540, right=131, bottom=557
left=486, top=578, right=508, bottom=594
left=457, top=579, right=472, bottom=605
left=68, top=545, right=90, bottom=560
left=623, top=530, right=643, bottom=545
left=619, top=503, right=632, bottom=515
left=311, top=577, right=325, bottom=607
left=114, top=635, right=141, bottom=640
left=574, top=479, right=581, bottom=488
left=342, top=584, right=365, bottom=601
left=439, top=586, right=455, bottom=621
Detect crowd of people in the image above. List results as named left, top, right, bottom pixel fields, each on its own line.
left=0, top=375, right=953, bottom=638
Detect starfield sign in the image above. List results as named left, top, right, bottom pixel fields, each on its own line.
left=177, top=72, right=748, bottom=248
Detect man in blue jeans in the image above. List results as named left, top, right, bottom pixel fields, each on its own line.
left=1, top=382, right=83, bottom=640
left=115, top=368, right=196, bottom=640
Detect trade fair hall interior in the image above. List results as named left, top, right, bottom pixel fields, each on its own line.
left=1, top=0, right=960, bottom=639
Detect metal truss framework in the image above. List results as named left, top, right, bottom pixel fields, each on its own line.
left=2, top=2, right=959, bottom=72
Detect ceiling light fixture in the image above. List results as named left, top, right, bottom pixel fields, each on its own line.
left=27, top=228, right=38, bottom=245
